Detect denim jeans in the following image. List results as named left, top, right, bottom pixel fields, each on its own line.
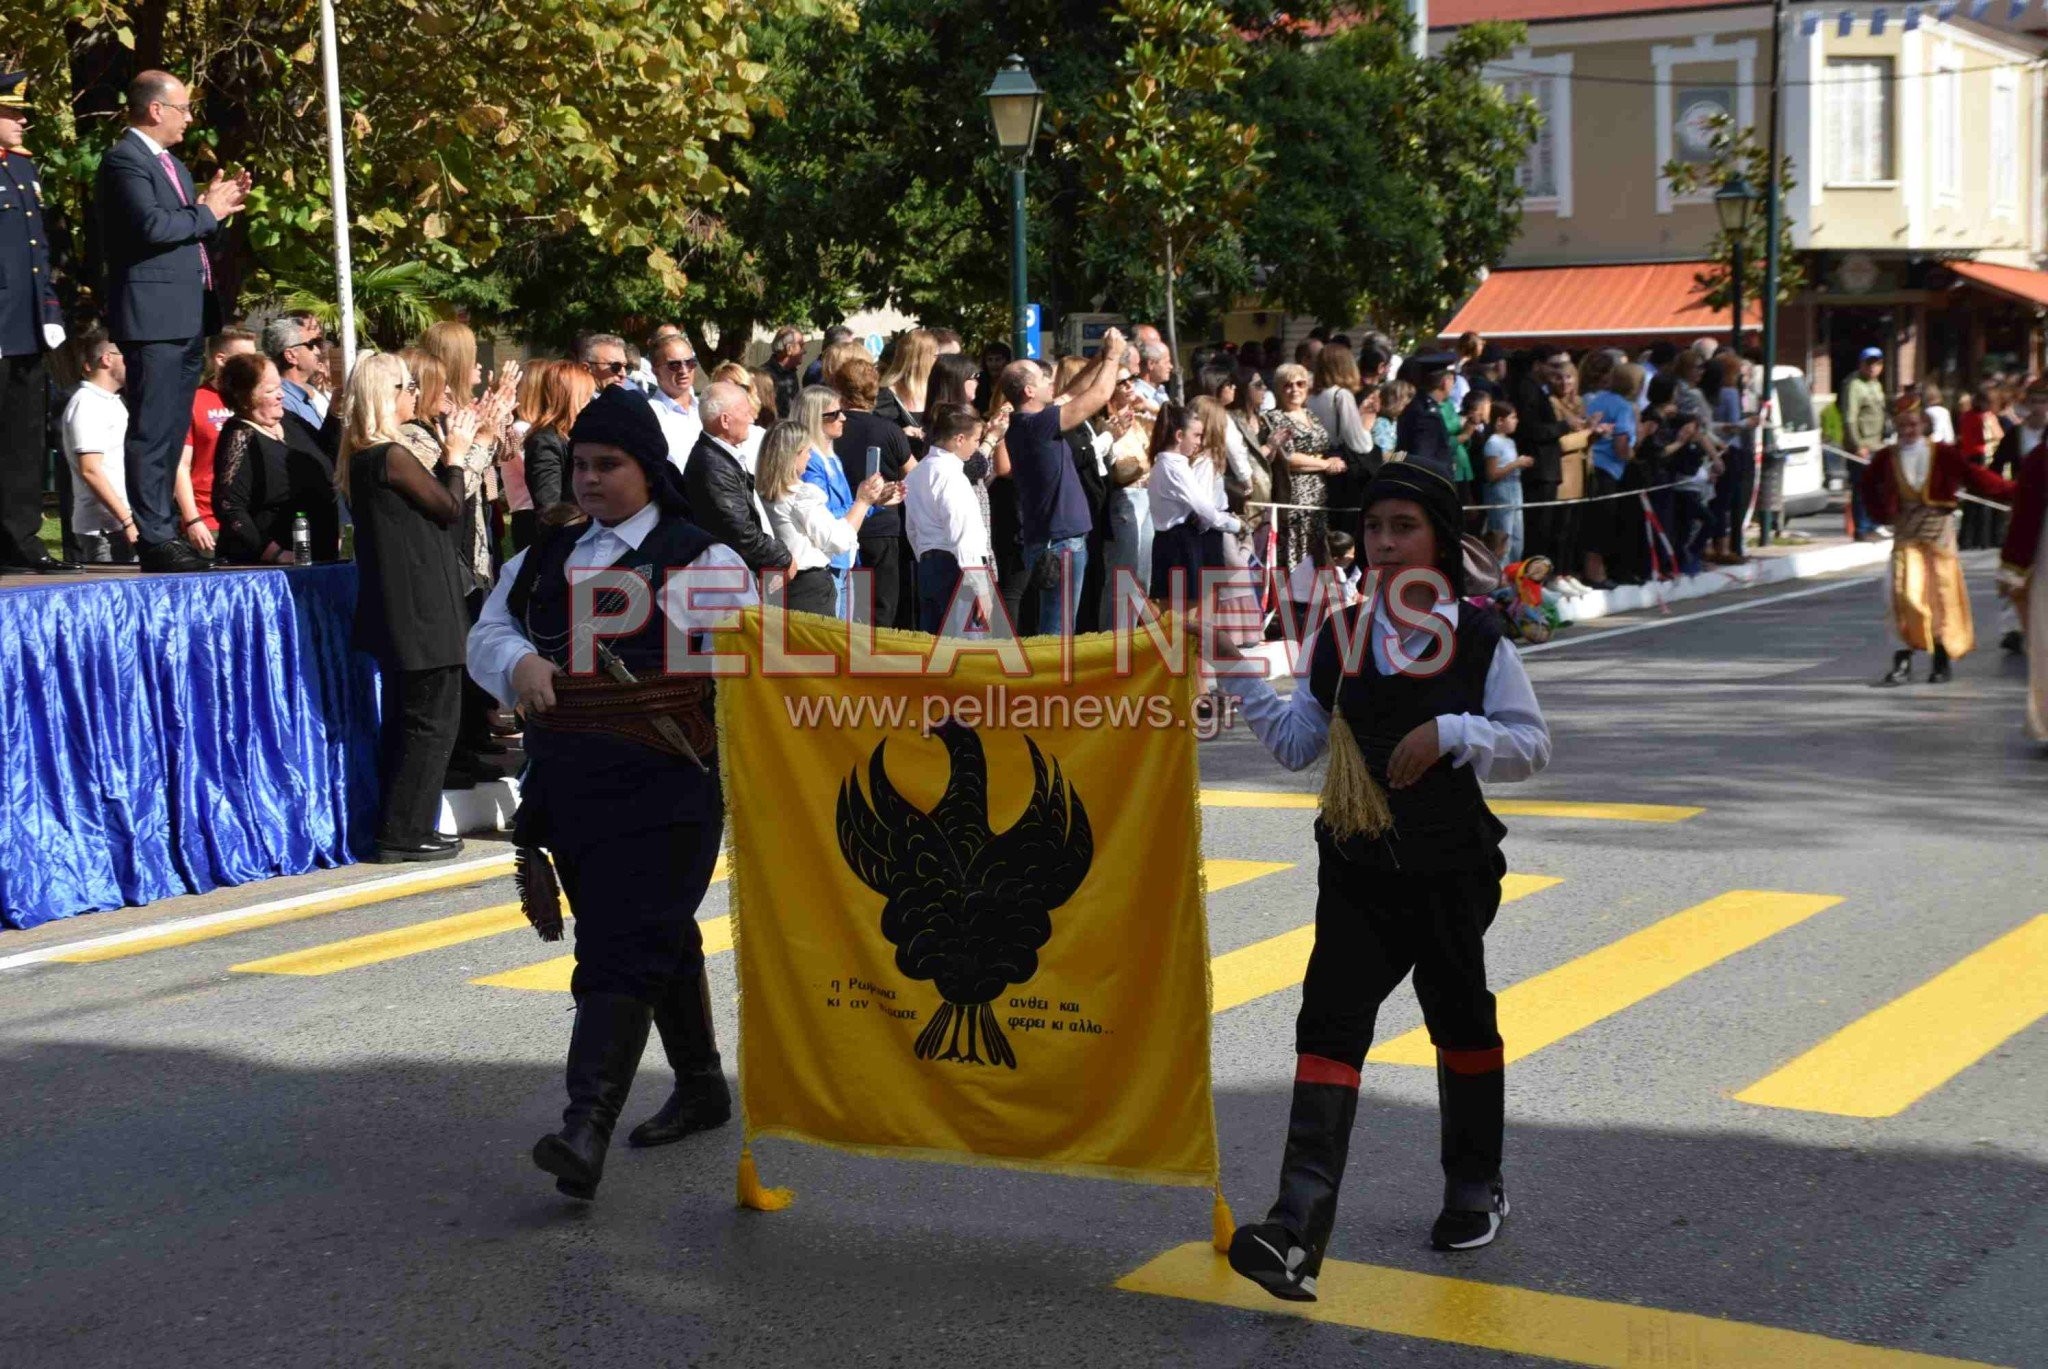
left=1022, top=534, right=1089, bottom=637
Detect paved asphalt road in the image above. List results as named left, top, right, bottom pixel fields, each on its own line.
left=5, top=553, right=2045, bottom=1368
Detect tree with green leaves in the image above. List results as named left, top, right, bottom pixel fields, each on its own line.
left=1237, top=4, right=1537, bottom=339
left=1077, top=0, right=1264, bottom=396
left=1662, top=112, right=1805, bottom=311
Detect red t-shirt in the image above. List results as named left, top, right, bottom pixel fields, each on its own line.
left=187, top=385, right=235, bottom=529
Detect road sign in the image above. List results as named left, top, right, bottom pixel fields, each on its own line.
left=1023, top=304, right=1043, bottom=360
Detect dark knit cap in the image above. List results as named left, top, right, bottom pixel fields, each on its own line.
left=1359, top=462, right=1467, bottom=595
left=569, top=384, right=689, bottom=513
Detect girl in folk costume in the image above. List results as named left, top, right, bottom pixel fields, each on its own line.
left=1998, top=420, right=2048, bottom=746
left=1203, top=464, right=1551, bottom=1302
left=468, top=385, right=758, bottom=1200
left=1862, top=396, right=2017, bottom=685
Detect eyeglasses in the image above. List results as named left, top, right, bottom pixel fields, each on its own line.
left=661, top=357, right=698, bottom=373
left=822, top=409, right=846, bottom=422
left=589, top=360, right=627, bottom=376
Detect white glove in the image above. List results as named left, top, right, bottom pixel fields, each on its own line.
left=43, top=323, right=66, bottom=350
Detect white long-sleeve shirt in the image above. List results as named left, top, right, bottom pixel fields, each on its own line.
left=1149, top=451, right=1243, bottom=535
left=905, top=449, right=990, bottom=566
left=1216, top=598, right=1550, bottom=780
left=766, top=480, right=860, bottom=572
left=466, top=501, right=758, bottom=708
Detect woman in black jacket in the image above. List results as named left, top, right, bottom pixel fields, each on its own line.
left=338, top=352, right=473, bottom=863
left=517, top=360, right=593, bottom=550
left=213, top=352, right=340, bottom=564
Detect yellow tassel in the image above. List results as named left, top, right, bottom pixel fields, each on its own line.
left=736, top=1146, right=794, bottom=1212
left=1211, top=1189, right=1236, bottom=1253
left=1319, top=708, right=1393, bottom=840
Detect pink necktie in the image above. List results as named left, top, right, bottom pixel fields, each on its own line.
left=156, top=149, right=214, bottom=290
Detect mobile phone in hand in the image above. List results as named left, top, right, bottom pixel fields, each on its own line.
left=865, top=445, right=882, bottom=482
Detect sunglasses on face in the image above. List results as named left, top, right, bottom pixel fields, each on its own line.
left=661, top=358, right=698, bottom=373
left=589, top=360, right=627, bottom=376
left=823, top=409, right=846, bottom=421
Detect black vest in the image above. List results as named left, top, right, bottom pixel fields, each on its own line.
left=1309, top=601, right=1508, bottom=871
left=511, top=515, right=721, bottom=677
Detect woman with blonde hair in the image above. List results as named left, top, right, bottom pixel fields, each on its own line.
left=1264, top=361, right=1340, bottom=573
left=341, top=351, right=472, bottom=862
left=501, top=358, right=553, bottom=549
left=757, top=418, right=895, bottom=615
left=796, top=384, right=856, bottom=613
left=876, top=328, right=938, bottom=439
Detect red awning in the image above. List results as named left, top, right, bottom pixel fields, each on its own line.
left=1439, top=262, right=1761, bottom=341
left=1949, top=260, right=2048, bottom=309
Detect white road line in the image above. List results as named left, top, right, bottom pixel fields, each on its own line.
left=0, top=854, right=515, bottom=973
left=1519, top=573, right=1883, bottom=656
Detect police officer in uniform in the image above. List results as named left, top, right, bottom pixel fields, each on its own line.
left=0, top=71, right=79, bottom=574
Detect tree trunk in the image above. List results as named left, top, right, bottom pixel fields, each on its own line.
left=1163, top=234, right=1183, bottom=405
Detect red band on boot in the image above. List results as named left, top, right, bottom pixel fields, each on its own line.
left=1437, top=1045, right=1505, bottom=1075
left=1295, top=1054, right=1362, bottom=1089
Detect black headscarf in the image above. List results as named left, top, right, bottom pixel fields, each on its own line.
left=568, top=384, right=691, bottom=515
left=1358, top=461, right=1467, bottom=596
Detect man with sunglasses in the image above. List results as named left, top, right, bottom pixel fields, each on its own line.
left=648, top=333, right=702, bottom=471
left=579, top=333, right=630, bottom=390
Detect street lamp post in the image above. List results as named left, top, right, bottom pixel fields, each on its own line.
left=1715, top=172, right=1764, bottom=541
left=983, top=56, right=1046, bottom=365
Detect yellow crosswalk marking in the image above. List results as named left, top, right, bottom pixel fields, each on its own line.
left=1117, top=1242, right=1988, bottom=1368
left=1205, top=859, right=1296, bottom=893
left=53, top=858, right=516, bottom=964
left=1197, top=790, right=1700, bottom=823
left=1372, top=890, right=1841, bottom=1068
left=231, top=903, right=529, bottom=976
left=1210, top=874, right=1561, bottom=1014
left=471, top=917, right=734, bottom=992
left=1736, top=914, right=2048, bottom=1118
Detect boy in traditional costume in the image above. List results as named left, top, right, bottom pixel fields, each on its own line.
left=1999, top=414, right=2048, bottom=745
left=1863, top=396, right=2016, bottom=686
left=468, top=385, right=756, bottom=1199
left=1205, top=464, right=1551, bottom=1302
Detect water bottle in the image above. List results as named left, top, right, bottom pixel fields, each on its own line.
left=291, top=513, right=312, bottom=565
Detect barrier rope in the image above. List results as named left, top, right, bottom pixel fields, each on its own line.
left=1247, top=478, right=1696, bottom=516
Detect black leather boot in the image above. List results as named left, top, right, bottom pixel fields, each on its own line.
left=1880, top=649, right=1913, bottom=686
left=532, top=992, right=652, bottom=1199
left=1228, top=1063, right=1359, bottom=1302
left=1432, top=1053, right=1508, bottom=1250
left=628, top=971, right=733, bottom=1147
left=1928, top=644, right=1953, bottom=684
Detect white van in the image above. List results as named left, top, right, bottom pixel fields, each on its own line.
left=1756, top=366, right=1829, bottom=515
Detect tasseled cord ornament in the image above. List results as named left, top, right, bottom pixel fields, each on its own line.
left=1318, top=706, right=1394, bottom=840
left=737, top=1145, right=795, bottom=1211
left=514, top=846, right=564, bottom=942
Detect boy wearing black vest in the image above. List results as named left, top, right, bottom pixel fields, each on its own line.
left=468, top=385, right=757, bottom=1200
left=1209, top=464, right=1551, bottom=1301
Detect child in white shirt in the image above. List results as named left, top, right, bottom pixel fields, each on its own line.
left=905, top=404, right=997, bottom=635
left=1478, top=401, right=1531, bottom=564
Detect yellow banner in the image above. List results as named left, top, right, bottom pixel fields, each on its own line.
left=720, top=608, right=1219, bottom=1187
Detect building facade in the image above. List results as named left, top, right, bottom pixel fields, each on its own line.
left=1433, top=0, right=2048, bottom=397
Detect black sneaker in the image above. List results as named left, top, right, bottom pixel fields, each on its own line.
left=1228, top=1221, right=1320, bottom=1302
left=2001, top=630, right=2024, bottom=655
left=1430, top=1178, right=1509, bottom=1251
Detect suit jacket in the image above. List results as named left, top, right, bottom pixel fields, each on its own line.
left=94, top=131, right=219, bottom=343
left=681, top=431, right=789, bottom=572
left=0, top=151, right=63, bottom=355
left=1510, top=373, right=1566, bottom=485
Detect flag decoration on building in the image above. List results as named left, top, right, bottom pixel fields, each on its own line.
left=1806, top=1, right=2028, bottom=35
left=719, top=607, right=1225, bottom=1213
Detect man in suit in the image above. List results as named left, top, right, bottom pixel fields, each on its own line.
left=680, top=380, right=789, bottom=575
left=95, top=70, right=250, bottom=572
left=0, top=71, right=78, bottom=573
left=1393, top=354, right=1459, bottom=480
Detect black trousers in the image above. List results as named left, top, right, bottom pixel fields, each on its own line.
left=375, top=663, right=463, bottom=846
left=782, top=566, right=838, bottom=617
left=1298, top=841, right=1507, bottom=1188
left=857, top=526, right=912, bottom=629
left=119, top=334, right=205, bottom=546
left=556, top=813, right=723, bottom=1005
left=0, top=353, right=50, bottom=565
